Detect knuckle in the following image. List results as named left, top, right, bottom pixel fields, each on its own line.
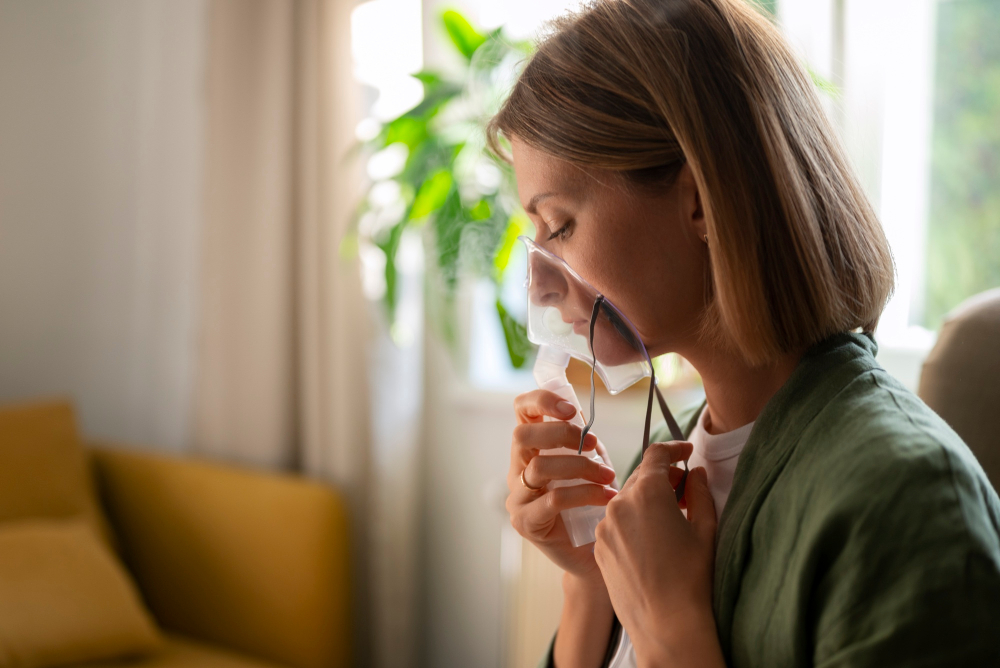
left=525, top=457, right=543, bottom=479
left=512, top=423, right=531, bottom=445
left=605, top=496, right=623, bottom=520
left=647, top=442, right=670, bottom=459
left=546, top=488, right=565, bottom=512
left=561, top=421, right=581, bottom=440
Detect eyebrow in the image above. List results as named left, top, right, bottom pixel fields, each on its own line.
left=524, top=191, right=556, bottom=215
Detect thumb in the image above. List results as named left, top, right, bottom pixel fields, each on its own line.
left=685, top=467, right=717, bottom=541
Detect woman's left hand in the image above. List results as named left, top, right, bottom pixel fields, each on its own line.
left=594, top=441, right=726, bottom=668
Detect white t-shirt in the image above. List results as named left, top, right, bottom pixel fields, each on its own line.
left=607, top=405, right=755, bottom=668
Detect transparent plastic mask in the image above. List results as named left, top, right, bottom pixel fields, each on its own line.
left=520, top=235, right=651, bottom=394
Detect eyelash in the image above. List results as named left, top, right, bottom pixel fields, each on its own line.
left=546, top=220, right=572, bottom=241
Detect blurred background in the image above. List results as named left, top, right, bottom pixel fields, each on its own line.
left=0, top=0, right=997, bottom=667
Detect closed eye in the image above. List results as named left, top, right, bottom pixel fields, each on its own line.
left=546, top=221, right=572, bottom=241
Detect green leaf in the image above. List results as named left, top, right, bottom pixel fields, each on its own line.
left=433, top=186, right=466, bottom=288
left=398, top=138, right=454, bottom=196
left=409, top=169, right=453, bottom=221
left=386, top=116, right=428, bottom=151
left=442, top=10, right=486, bottom=61
left=412, top=70, right=443, bottom=87
left=493, top=211, right=531, bottom=279
left=377, top=222, right=407, bottom=318
left=496, top=299, right=534, bottom=369
left=402, top=81, right=463, bottom=120
left=469, top=199, right=491, bottom=221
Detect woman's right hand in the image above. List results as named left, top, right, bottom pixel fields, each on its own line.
left=506, top=389, right=619, bottom=583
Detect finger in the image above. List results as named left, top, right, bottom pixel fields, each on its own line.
left=518, top=483, right=617, bottom=534
left=594, top=436, right=613, bottom=468
left=511, top=422, right=598, bottom=468
left=506, top=483, right=545, bottom=516
left=642, top=441, right=694, bottom=469
left=523, top=455, right=616, bottom=490
left=593, top=438, right=621, bottom=490
left=514, top=390, right=581, bottom=424
left=617, top=446, right=690, bottom=496
left=668, top=465, right=686, bottom=488
left=684, top=467, right=717, bottom=542
left=638, top=460, right=689, bottom=488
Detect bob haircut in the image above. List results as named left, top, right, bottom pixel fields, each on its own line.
left=487, top=0, right=895, bottom=366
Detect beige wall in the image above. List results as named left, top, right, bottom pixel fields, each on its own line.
left=0, top=0, right=207, bottom=449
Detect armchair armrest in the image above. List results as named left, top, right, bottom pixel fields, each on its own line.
left=90, top=446, right=350, bottom=668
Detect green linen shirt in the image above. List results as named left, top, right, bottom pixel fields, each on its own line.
left=539, top=330, right=1000, bottom=667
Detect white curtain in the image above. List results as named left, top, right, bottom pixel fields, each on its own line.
left=192, top=1, right=417, bottom=666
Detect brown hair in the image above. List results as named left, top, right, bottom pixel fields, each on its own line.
left=487, top=0, right=895, bottom=365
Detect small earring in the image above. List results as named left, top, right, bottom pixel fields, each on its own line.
left=703, top=234, right=709, bottom=244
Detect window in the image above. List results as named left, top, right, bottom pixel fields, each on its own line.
left=923, top=0, right=1000, bottom=328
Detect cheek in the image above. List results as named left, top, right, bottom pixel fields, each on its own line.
left=575, top=218, right=707, bottom=345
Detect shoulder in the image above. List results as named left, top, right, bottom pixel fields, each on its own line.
left=781, top=367, right=1000, bottom=663
left=785, top=364, right=1000, bottom=580
left=803, top=367, right=996, bottom=514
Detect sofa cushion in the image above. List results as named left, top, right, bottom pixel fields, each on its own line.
left=0, top=400, right=114, bottom=547
left=0, top=520, right=162, bottom=668
left=69, top=634, right=286, bottom=668
left=91, top=449, right=350, bottom=668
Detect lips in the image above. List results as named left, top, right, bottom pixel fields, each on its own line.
left=572, top=319, right=589, bottom=335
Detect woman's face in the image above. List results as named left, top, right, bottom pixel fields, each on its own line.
left=511, top=137, right=709, bottom=359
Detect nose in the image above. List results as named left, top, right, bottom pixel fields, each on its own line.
left=528, top=256, right=569, bottom=307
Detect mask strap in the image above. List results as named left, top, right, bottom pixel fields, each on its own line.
left=641, top=364, right=689, bottom=502
left=641, top=366, right=656, bottom=460
left=577, top=296, right=604, bottom=455
left=655, top=383, right=685, bottom=442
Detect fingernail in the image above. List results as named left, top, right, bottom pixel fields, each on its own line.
left=598, top=464, right=616, bottom=482
left=604, top=486, right=618, bottom=499
left=556, top=401, right=576, bottom=417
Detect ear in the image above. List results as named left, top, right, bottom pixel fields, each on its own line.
left=678, top=163, right=707, bottom=241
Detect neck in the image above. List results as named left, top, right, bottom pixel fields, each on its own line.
left=683, top=344, right=805, bottom=435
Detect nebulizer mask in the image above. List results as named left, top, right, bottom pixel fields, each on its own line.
left=521, top=236, right=686, bottom=547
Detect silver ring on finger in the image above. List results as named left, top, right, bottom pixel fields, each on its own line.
left=520, top=468, right=545, bottom=493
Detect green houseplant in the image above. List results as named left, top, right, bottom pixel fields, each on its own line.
left=351, top=10, right=535, bottom=368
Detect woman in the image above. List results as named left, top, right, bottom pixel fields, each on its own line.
left=489, top=0, right=1000, bottom=666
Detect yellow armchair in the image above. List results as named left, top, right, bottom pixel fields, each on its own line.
left=88, top=447, right=351, bottom=668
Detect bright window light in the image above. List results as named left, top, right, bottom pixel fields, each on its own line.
left=351, top=0, right=424, bottom=121
left=477, top=0, right=586, bottom=39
